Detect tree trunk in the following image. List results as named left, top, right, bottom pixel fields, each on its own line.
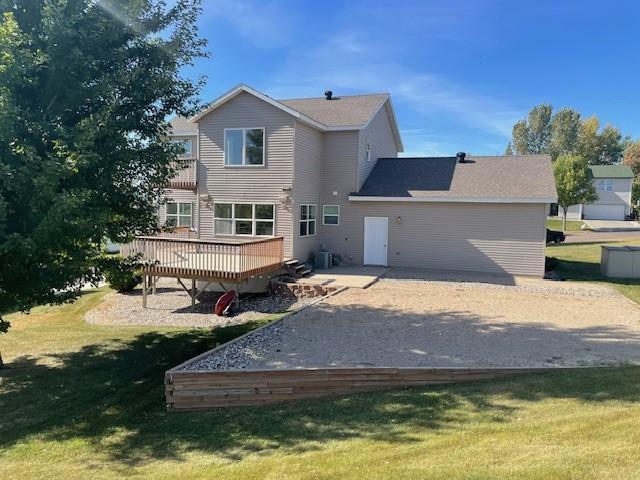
left=562, top=207, right=568, bottom=231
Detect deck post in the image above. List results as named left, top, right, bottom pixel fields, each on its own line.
left=142, top=275, right=148, bottom=309
left=191, top=279, right=196, bottom=310
left=152, top=276, right=156, bottom=295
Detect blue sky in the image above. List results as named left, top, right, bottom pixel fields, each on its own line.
left=186, top=0, right=640, bottom=156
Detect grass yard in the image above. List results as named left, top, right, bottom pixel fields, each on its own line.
left=546, top=218, right=585, bottom=231
left=547, top=240, right=640, bottom=304
left=1, top=289, right=640, bottom=479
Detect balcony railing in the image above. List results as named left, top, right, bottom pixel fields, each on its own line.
left=121, top=236, right=284, bottom=282
left=168, top=159, right=197, bottom=189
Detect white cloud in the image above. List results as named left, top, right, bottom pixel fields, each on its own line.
left=203, top=0, right=297, bottom=48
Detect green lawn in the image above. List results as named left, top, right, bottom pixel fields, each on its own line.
left=546, top=218, right=585, bottom=231
left=2, top=289, right=640, bottom=479
left=546, top=240, right=640, bottom=304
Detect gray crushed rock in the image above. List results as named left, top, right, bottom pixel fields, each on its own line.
left=381, top=269, right=621, bottom=298
left=85, top=278, right=313, bottom=328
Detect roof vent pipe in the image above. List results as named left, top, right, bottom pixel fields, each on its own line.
left=324, top=90, right=333, bottom=100
left=456, top=152, right=467, bottom=163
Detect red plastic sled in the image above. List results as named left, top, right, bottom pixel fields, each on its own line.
left=214, top=290, right=236, bottom=316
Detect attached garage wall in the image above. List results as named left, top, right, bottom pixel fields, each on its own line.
left=583, top=204, right=626, bottom=221
left=321, top=202, right=547, bottom=277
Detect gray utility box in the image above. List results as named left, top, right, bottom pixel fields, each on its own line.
left=600, top=245, right=640, bottom=278
left=314, top=251, right=333, bottom=269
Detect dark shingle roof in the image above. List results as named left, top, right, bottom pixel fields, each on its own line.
left=353, top=155, right=557, bottom=201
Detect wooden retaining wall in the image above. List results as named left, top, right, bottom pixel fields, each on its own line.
left=165, top=366, right=558, bottom=410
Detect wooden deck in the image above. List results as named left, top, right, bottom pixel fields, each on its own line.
left=121, top=235, right=284, bottom=283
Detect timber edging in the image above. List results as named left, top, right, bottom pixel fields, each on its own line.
left=165, top=365, right=582, bottom=411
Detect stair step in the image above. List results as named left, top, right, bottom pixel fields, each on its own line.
left=294, top=264, right=306, bottom=271
left=299, top=269, right=312, bottom=276
left=284, top=259, right=299, bottom=266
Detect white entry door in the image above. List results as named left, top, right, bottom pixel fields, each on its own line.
left=364, top=217, right=388, bottom=266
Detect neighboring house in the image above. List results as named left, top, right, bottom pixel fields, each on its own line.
left=554, top=165, right=634, bottom=221
left=160, top=84, right=557, bottom=278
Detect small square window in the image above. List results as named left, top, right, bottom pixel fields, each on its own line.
left=165, top=201, right=193, bottom=228
left=323, top=205, right=340, bottom=225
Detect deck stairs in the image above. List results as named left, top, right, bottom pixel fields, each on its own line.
left=284, top=259, right=313, bottom=278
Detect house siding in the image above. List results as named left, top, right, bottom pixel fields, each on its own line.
left=357, top=101, right=399, bottom=189
left=328, top=202, right=547, bottom=277
left=292, top=121, right=324, bottom=261
left=558, top=177, right=633, bottom=220
left=196, top=91, right=295, bottom=258
left=319, top=130, right=361, bottom=261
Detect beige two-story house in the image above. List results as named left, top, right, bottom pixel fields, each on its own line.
left=554, top=165, right=634, bottom=221
left=160, top=84, right=557, bottom=278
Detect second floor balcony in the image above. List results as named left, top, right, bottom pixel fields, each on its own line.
left=168, top=159, right=197, bottom=190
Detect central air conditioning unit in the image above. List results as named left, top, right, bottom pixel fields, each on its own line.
left=314, top=251, right=333, bottom=269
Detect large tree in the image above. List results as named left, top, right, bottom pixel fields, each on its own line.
left=553, top=154, right=598, bottom=230
left=623, top=141, right=640, bottom=207
left=0, top=0, right=207, bottom=361
left=508, top=104, right=627, bottom=163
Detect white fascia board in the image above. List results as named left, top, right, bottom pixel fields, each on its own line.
left=169, top=130, right=198, bottom=136
left=348, top=195, right=558, bottom=204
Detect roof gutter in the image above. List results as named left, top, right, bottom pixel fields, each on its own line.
left=348, top=195, right=558, bottom=204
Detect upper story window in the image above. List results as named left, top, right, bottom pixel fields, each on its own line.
left=597, top=179, right=613, bottom=191
left=171, top=139, right=193, bottom=159
left=224, top=128, right=265, bottom=166
left=365, top=141, right=371, bottom=162
left=166, top=202, right=193, bottom=228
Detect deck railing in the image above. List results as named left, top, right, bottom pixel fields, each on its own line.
left=121, top=236, right=284, bottom=282
left=168, top=159, right=197, bottom=189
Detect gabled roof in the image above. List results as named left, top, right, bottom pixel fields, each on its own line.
left=589, top=165, right=634, bottom=179
left=350, top=155, right=557, bottom=204
left=187, top=84, right=403, bottom=151
left=168, top=115, right=198, bottom=135
left=279, top=94, right=388, bottom=127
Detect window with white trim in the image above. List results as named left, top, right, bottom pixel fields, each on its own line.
left=166, top=202, right=193, bottom=227
left=299, top=204, right=316, bottom=237
left=597, top=179, right=613, bottom=191
left=224, top=128, right=265, bottom=166
left=323, top=205, right=339, bottom=225
left=171, top=139, right=193, bottom=158
left=214, top=203, right=274, bottom=236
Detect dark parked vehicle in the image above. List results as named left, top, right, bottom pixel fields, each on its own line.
left=546, top=228, right=566, bottom=244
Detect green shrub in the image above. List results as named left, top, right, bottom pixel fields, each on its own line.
left=97, top=254, right=143, bottom=292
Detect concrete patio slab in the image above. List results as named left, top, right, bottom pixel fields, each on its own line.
left=296, top=265, right=388, bottom=289
left=584, top=220, right=640, bottom=232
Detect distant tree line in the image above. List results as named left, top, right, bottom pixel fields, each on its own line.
left=505, top=104, right=628, bottom=164
left=506, top=105, right=640, bottom=217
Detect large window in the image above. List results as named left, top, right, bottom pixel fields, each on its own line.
left=171, top=139, right=193, bottom=158
left=322, top=205, right=340, bottom=225
left=166, top=202, right=193, bottom=227
left=224, top=128, right=265, bottom=166
left=597, top=179, right=613, bottom=191
left=214, top=203, right=274, bottom=236
left=299, top=204, right=316, bottom=237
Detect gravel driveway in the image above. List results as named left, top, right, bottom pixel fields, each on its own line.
left=186, top=278, right=640, bottom=370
